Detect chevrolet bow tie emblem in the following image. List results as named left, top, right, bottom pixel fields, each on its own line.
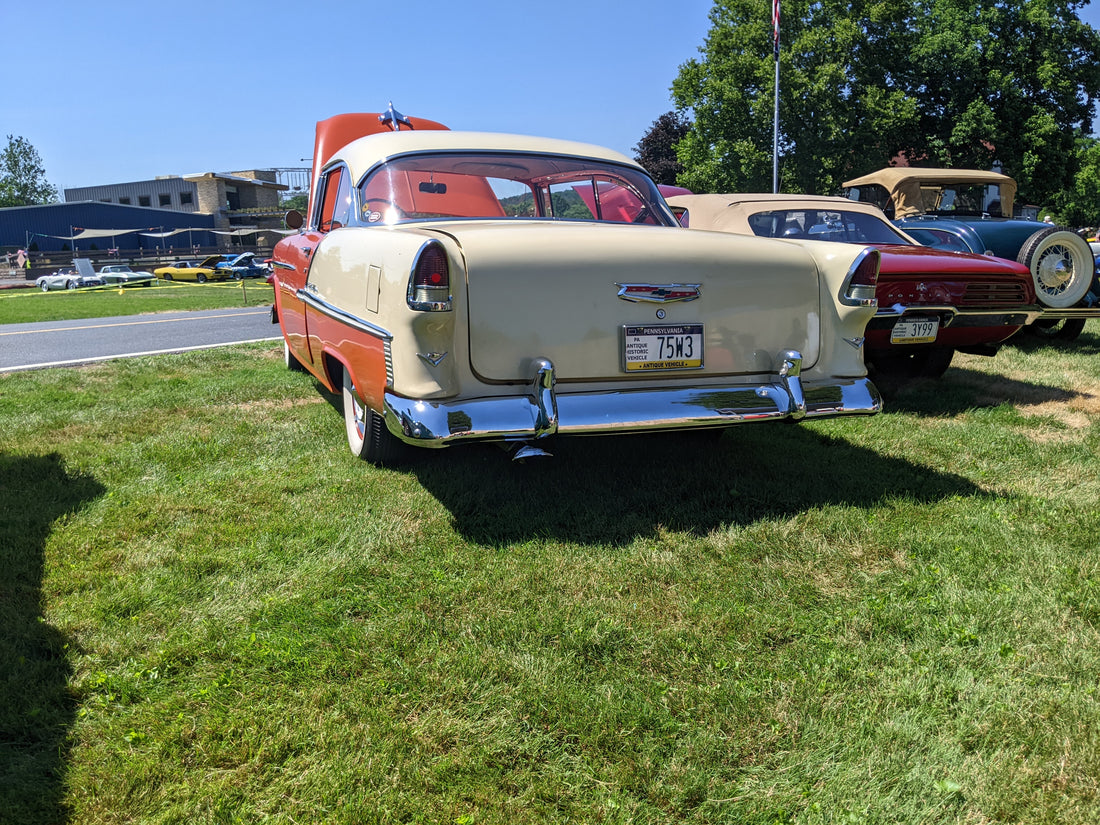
left=615, top=283, right=701, bottom=303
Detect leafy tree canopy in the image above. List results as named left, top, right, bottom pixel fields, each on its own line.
left=634, top=111, right=692, bottom=185
left=0, top=135, right=58, bottom=207
left=671, top=0, right=1100, bottom=204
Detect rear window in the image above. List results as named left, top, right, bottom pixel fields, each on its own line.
left=356, top=152, right=676, bottom=227
left=747, top=209, right=911, bottom=244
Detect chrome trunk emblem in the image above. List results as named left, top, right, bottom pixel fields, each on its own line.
left=615, top=283, right=701, bottom=303
left=417, top=351, right=448, bottom=367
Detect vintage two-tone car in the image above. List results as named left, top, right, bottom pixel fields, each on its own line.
left=667, top=193, right=1039, bottom=380
left=843, top=167, right=1099, bottom=339
left=270, top=109, right=884, bottom=464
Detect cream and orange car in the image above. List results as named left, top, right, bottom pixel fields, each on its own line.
left=269, top=108, right=884, bottom=464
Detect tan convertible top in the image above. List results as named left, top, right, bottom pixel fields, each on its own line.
left=666, top=192, right=898, bottom=233
left=842, top=167, right=1016, bottom=218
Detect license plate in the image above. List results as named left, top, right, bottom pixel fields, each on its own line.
left=622, top=324, right=703, bottom=371
left=890, top=316, right=939, bottom=344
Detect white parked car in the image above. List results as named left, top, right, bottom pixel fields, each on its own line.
left=35, top=268, right=104, bottom=291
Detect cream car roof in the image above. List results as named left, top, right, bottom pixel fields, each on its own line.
left=330, top=130, right=643, bottom=179
left=666, top=193, right=901, bottom=235
left=841, top=167, right=1017, bottom=218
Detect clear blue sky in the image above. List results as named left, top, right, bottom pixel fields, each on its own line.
left=4, top=0, right=1098, bottom=194
left=4, top=0, right=714, bottom=192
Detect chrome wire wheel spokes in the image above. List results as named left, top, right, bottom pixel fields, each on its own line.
left=1035, top=244, right=1075, bottom=297
left=1018, top=228, right=1094, bottom=309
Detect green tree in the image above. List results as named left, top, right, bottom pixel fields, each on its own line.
left=1053, top=135, right=1100, bottom=227
left=633, top=111, right=692, bottom=185
left=0, top=135, right=58, bottom=207
left=672, top=0, right=1100, bottom=204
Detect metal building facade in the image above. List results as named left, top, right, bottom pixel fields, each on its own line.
left=0, top=202, right=217, bottom=253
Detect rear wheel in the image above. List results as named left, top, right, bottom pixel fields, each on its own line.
left=1017, top=228, right=1094, bottom=309
left=342, top=366, right=405, bottom=464
left=1026, top=317, right=1087, bottom=341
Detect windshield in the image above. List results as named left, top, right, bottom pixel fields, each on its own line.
left=746, top=208, right=911, bottom=244
left=356, top=152, right=676, bottom=226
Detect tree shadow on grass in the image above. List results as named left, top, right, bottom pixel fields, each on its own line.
left=0, top=453, right=105, bottom=824
left=409, top=423, right=986, bottom=546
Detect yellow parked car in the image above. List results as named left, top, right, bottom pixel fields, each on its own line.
left=154, top=255, right=231, bottom=283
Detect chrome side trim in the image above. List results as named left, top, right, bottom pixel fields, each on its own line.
left=384, top=340, right=395, bottom=388
left=381, top=354, right=882, bottom=448
left=271, top=260, right=296, bottom=271
left=296, top=289, right=394, bottom=341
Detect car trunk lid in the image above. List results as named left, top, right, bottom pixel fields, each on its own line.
left=436, top=222, right=823, bottom=383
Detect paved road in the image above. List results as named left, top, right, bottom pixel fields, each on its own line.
left=0, top=307, right=283, bottom=373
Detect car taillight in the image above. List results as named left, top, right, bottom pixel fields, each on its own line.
left=843, top=248, right=880, bottom=306
left=408, top=242, right=452, bottom=311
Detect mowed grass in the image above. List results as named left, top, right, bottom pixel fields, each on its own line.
left=1, top=324, right=1099, bottom=824
left=0, top=279, right=273, bottom=324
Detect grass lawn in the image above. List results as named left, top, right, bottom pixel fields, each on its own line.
left=0, top=279, right=273, bottom=324
left=1, top=324, right=1099, bottom=823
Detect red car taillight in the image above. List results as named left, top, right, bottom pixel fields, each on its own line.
left=407, top=242, right=452, bottom=311
left=843, top=248, right=880, bottom=306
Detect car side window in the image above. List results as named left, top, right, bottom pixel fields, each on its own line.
left=317, top=166, right=353, bottom=232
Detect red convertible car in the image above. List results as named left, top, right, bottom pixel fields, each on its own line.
left=668, top=194, right=1039, bottom=380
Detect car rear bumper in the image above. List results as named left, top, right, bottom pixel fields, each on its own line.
left=867, top=302, right=1042, bottom=330
left=382, top=352, right=882, bottom=448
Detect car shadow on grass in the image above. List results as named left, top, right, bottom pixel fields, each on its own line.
left=0, top=453, right=105, bottom=824
left=408, top=423, right=986, bottom=546
left=882, top=365, right=1094, bottom=417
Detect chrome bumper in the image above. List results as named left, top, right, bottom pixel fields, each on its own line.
left=382, top=351, right=882, bottom=448
left=869, top=302, right=1044, bottom=328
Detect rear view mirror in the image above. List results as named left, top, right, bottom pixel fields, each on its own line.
left=419, top=182, right=447, bottom=194
left=285, top=209, right=304, bottom=230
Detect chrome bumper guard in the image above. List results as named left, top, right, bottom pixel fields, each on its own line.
left=382, top=351, right=882, bottom=448
left=870, top=302, right=1044, bottom=328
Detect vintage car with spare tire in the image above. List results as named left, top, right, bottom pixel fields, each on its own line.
left=843, top=167, right=1099, bottom=340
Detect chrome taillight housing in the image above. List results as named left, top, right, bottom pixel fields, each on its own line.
left=842, top=248, right=880, bottom=306
left=407, top=241, right=452, bottom=311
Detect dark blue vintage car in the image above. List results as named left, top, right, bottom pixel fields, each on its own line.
left=844, top=167, right=1099, bottom=339
left=215, top=252, right=271, bottom=280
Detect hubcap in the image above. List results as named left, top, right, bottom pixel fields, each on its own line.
left=1036, top=245, right=1074, bottom=294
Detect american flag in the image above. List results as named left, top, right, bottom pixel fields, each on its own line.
left=772, top=0, right=781, bottom=59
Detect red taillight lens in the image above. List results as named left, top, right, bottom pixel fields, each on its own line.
left=408, top=243, right=452, bottom=311
left=844, top=249, right=880, bottom=305
left=851, top=249, right=880, bottom=287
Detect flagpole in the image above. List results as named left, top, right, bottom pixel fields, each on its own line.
left=772, top=0, right=781, bottom=194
